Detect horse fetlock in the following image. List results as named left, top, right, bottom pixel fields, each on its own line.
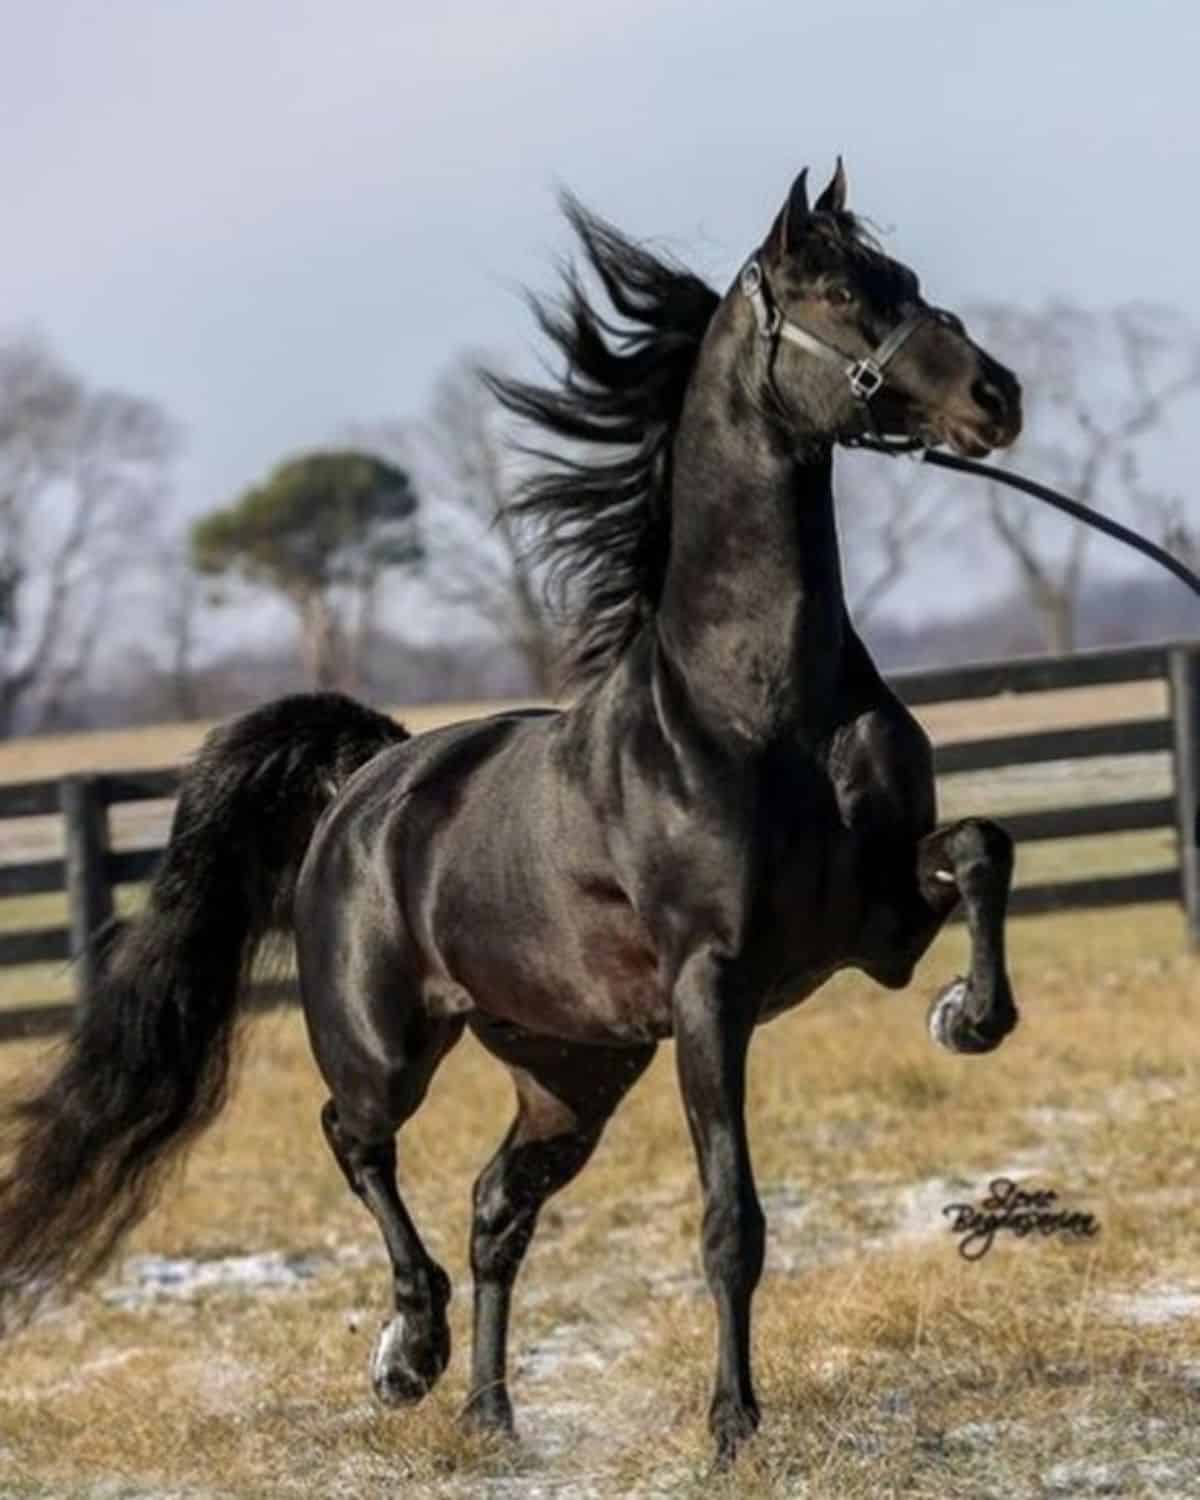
left=424, top=1260, right=452, bottom=1311
left=709, top=1390, right=760, bottom=1467
left=370, top=1307, right=450, bottom=1407
left=460, top=1383, right=516, bottom=1436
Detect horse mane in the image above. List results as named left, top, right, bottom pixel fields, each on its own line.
left=486, top=193, right=720, bottom=687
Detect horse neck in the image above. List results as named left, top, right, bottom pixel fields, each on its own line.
left=655, top=317, right=850, bottom=742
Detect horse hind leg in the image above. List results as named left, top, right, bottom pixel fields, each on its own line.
left=462, top=1031, right=656, bottom=1435
left=320, top=1016, right=464, bottom=1407
left=918, top=817, right=1017, bottom=1055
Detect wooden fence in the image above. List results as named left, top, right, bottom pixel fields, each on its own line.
left=0, top=640, right=1197, bottom=1041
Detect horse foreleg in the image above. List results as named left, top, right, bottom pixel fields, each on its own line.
left=673, top=951, right=764, bottom=1467
left=917, top=817, right=1018, bottom=1055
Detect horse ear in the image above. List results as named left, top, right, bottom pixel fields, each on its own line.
left=764, top=168, right=810, bottom=258
left=815, top=156, right=848, bottom=214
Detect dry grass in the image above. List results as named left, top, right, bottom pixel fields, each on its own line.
left=0, top=904, right=1198, bottom=1497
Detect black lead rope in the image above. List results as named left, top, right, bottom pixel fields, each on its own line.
left=851, top=436, right=1200, bottom=603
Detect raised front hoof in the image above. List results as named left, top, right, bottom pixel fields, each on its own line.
left=709, top=1395, right=760, bottom=1471
left=927, top=978, right=1016, bottom=1056
left=369, top=1314, right=450, bottom=1408
left=459, top=1386, right=516, bottom=1438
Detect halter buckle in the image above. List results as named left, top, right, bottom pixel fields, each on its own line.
left=847, top=359, right=884, bottom=400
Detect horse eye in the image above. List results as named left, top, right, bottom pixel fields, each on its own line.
left=829, top=286, right=856, bottom=307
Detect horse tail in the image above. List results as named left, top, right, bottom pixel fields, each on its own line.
left=0, top=692, right=407, bottom=1324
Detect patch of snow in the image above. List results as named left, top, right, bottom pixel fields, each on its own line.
left=643, top=1265, right=705, bottom=1297
left=1042, top=1459, right=1125, bottom=1495
left=1043, top=1456, right=1200, bottom=1496
left=1140, top=1466, right=1200, bottom=1500
left=870, top=1175, right=974, bottom=1245
left=104, top=1249, right=325, bottom=1307
left=455, top=1477, right=609, bottom=1500
left=761, top=1183, right=824, bottom=1274
left=21, top=1347, right=145, bottom=1399
left=809, top=1341, right=892, bottom=1382
left=516, top=1322, right=633, bottom=1384
left=190, top=1354, right=253, bottom=1413
left=1026, top=1104, right=1102, bottom=1132
left=944, top=1418, right=1026, bottom=1448
left=85, top=1485, right=217, bottom=1500
left=1104, top=1284, right=1200, bottom=1326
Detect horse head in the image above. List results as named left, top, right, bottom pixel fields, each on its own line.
left=745, top=160, right=1023, bottom=458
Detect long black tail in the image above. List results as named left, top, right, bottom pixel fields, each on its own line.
left=0, top=692, right=407, bottom=1323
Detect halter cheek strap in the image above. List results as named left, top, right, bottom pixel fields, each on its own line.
left=740, top=259, right=932, bottom=410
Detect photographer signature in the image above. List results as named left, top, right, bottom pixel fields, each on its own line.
left=942, top=1177, right=1100, bottom=1261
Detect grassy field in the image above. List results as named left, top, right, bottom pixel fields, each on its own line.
left=0, top=903, right=1197, bottom=1498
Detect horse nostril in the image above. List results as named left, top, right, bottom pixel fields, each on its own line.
left=971, top=379, right=1009, bottom=422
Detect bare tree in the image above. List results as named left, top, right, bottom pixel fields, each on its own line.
left=962, top=301, right=1200, bottom=653
left=404, top=356, right=558, bottom=696
left=1116, top=450, right=1198, bottom=574
left=0, top=334, right=177, bottom=735
left=146, top=534, right=205, bottom=721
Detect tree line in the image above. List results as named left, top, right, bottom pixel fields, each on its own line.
left=1, top=301, right=1197, bottom=737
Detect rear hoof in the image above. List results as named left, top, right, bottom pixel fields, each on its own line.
left=370, top=1313, right=449, bottom=1407
left=927, top=978, right=1014, bottom=1055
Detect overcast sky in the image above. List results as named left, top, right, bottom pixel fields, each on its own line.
left=5, top=0, right=1199, bottom=617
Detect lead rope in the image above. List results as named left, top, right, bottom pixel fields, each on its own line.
left=851, top=436, right=1200, bottom=602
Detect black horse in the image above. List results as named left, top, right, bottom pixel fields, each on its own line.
left=0, top=163, right=1023, bottom=1464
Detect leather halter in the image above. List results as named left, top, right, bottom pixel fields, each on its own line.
left=739, top=258, right=939, bottom=417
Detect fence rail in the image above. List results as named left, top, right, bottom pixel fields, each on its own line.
left=1, top=640, right=1197, bottom=1041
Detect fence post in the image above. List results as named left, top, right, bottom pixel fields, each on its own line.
left=60, top=774, right=115, bottom=1010
left=1168, top=645, right=1200, bottom=949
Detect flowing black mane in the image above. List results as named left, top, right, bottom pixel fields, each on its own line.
left=487, top=195, right=720, bottom=686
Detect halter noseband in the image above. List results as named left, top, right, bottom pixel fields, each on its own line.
left=739, top=259, right=936, bottom=419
